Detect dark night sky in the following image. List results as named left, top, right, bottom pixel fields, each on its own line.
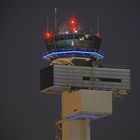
left=1, top=0, right=140, bottom=140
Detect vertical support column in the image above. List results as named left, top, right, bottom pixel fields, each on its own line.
left=62, top=91, right=91, bottom=140
left=62, top=119, right=90, bottom=140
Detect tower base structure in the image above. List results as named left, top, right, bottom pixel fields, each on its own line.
left=60, top=89, right=112, bottom=140
left=40, top=64, right=130, bottom=140
left=62, top=119, right=90, bottom=140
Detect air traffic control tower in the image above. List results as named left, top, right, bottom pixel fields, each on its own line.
left=40, top=17, right=130, bottom=140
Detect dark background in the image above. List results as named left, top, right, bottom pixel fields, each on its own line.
left=1, top=0, right=140, bottom=140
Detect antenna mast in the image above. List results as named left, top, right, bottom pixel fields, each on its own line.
left=97, top=16, right=100, bottom=36
left=47, top=16, right=49, bottom=32
left=73, top=8, right=75, bottom=18
left=55, top=8, right=57, bottom=32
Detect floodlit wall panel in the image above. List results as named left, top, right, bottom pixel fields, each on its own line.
left=40, top=65, right=130, bottom=95
left=62, top=90, right=112, bottom=120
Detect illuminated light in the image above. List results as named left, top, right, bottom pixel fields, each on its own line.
left=73, top=28, right=78, bottom=33
left=96, top=32, right=100, bottom=37
left=69, top=18, right=77, bottom=25
left=43, top=50, right=104, bottom=59
left=66, top=31, right=69, bottom=34
left=71, top=20, right=75, bottom=24
left=64, top=113, right=107, bottom=120
left=44, top=32, right=52, bottom=39
left=79, top=37, right=84, bottom=41
left=71, top=41, right=74, bottom=46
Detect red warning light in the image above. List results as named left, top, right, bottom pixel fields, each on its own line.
left=69, top=18, right=77, bottom=25
left=71, top=20, right=75, bottom=24
left=44, top=32, right=52, bottom=39
left=73, top=28, right=76, bottom=31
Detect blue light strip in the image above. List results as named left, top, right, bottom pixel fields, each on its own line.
left=43, top=50, right=104, bottom=59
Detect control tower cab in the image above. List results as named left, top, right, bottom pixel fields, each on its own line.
left=43, top=18, right=103, bottom=65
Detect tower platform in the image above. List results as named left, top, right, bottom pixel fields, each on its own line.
left=40, top=64, right=130, bottom=96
